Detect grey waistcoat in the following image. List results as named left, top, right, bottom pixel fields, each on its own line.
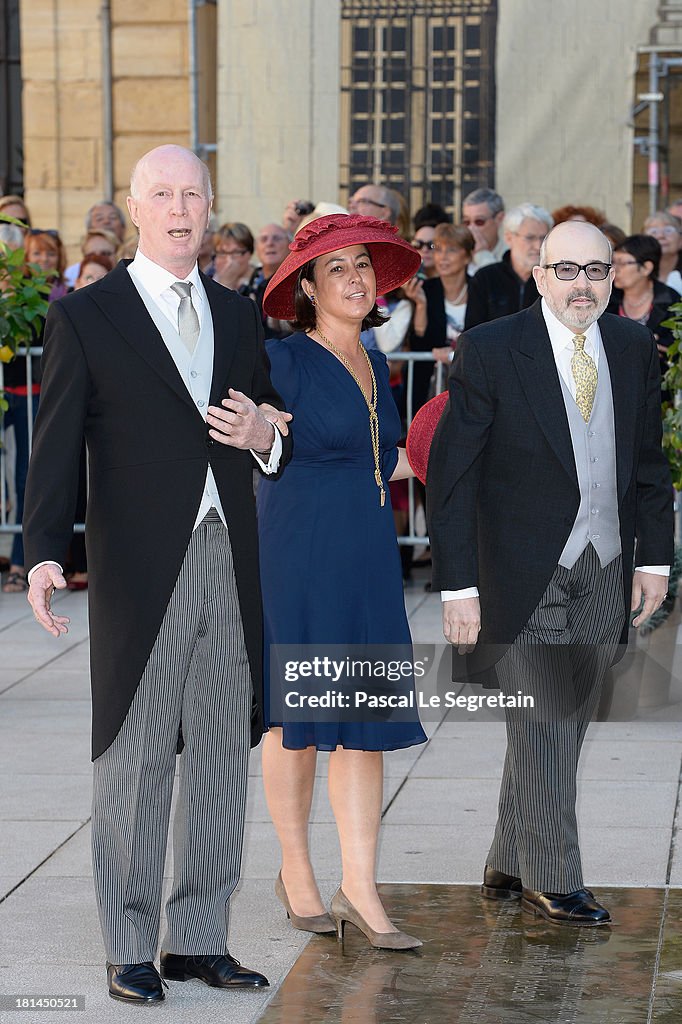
left=558, top=353, right=621, bottom=569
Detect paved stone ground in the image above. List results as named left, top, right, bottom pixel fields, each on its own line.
left=0, top=573, right=680, bottom=1023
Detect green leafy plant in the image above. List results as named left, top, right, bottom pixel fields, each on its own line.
left=661, top=301, right=682, bottom=489
left=642, top=304, right=682, bottom=634
left=0, top=214, right=52, bottom=412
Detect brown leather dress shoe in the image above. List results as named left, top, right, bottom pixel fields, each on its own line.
left=106, top=962, right=166, bottom=1003
left=481, top=865, right=523, bottom=900
left=160, top=952, right=269, bottom=988
left=521, top=888, right=611, bottom=926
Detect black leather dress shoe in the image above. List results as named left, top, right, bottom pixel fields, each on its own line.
left=106, top=962, right=166, bottom=1003
left=481, top=865, right=523, bottom=900
left=521, top=888, right=611, bottom=926
left=160, top=952, right=269, bottom=988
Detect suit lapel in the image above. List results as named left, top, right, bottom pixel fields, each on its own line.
left=203, top=273, right=240, bottom=407
left=92, top=261, right=197, bottom=410
left=509, top=304, right=578, bottom=487
left=598, top=313, right=637, bottom=500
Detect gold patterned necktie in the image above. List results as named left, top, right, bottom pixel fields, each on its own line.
left=571, top=333, right=597, bottom=422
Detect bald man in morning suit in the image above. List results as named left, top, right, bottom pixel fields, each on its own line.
left=23, top=145, right=292, bottom=1003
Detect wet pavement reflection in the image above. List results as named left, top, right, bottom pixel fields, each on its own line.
left=258, top=884, right=682, bottom=1023
left=653, top=889, right=682, bottom=1022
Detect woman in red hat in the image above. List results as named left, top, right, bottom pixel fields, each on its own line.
left=258, top=214, right=427, bottom=949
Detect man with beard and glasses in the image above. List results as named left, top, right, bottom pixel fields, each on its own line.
left=427, top=220, right=673, bottom=927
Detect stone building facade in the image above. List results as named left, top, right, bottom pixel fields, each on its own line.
left=11, top=0, right=682, bottom=258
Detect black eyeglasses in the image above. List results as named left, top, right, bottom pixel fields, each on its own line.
left=462, top=216, right=492, bottom=228
left=543, top=261, right=612, bottom=281
left=412, top=240, right=435, bottom=250
left=27, top=228, right=59, bottom=238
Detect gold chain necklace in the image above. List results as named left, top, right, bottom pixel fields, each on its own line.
left=315, top=327, right=385, bottom=507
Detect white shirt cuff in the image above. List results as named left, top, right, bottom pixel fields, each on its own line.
left=27, top=561, right=63, bottom=585
left=250, top=422, right=282, bottom=474
left=441, top=587, right=479, bottom=601
left=634, top=565, right=670, bottom=576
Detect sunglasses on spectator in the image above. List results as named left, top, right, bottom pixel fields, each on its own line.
left=215, top=248, right=248, bottom=257
left=462, top=216, right=492, bottom=227
left=28, top=228, right=59, bottom=238
left=412, top=239, right=435, bottom=250
left=543, top=261, right=612, bottom=281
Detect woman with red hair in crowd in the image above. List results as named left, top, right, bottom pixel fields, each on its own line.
left=551, top=204, right=607, bottom=227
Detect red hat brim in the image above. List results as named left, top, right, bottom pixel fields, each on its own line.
left=262, top=214, right=422, bottom=320
left=406, top=391, right=450, bottom=484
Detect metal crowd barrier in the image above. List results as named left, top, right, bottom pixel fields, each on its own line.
left=386, top=351, right=447, bottom=547
left=0, top=348, right=445, bottom=545
left=0, top=347, right=88, bottom=539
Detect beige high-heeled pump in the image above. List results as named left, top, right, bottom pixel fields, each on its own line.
left=275, top=872, right=336, bottom=934
left=330, top=888, right=422, bottom=950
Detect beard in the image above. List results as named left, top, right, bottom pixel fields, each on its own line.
left=544, top=286, right=610, bottom=331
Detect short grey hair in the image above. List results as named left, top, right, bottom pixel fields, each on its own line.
left=462, top=188, right=505, bottom=217
left=644, top=209, right=681, bottom=231
left=85, top=201, right=126, bottom=231
left=504, top=203, right=554, bottom=236
left=378, top=185, right=401, bottom=225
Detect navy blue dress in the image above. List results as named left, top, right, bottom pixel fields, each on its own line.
left=257, top=332, right=427, bottom=751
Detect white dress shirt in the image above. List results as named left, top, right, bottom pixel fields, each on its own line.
left=441, top=298, right=668, bottom=602
left=127, top=250, right=282, bottom=530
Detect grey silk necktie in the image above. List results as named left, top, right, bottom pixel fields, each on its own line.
left=571, top=333, right=598, bottom=422
left=170, top=281, right=200, bottom=353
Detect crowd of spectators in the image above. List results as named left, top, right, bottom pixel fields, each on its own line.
left=2, top=180, right=681, bottom=590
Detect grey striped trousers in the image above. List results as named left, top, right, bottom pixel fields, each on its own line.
left=487, top=544, right=624, bottom=893
left=91, top=511, right=252, bottom=963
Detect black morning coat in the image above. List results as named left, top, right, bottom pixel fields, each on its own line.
left=23, top=260, right=292, bottom=759
left=426, top=300, right=674, bottom=664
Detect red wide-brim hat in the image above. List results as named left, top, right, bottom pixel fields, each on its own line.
left=262, top=213, right=422, bottom=320
left=406, top=391, right=450, bottom=484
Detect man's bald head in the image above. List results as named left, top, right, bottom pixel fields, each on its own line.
left=130, top=145, right=213, bottom=201
left=540, top=220, right=611, bottom=269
